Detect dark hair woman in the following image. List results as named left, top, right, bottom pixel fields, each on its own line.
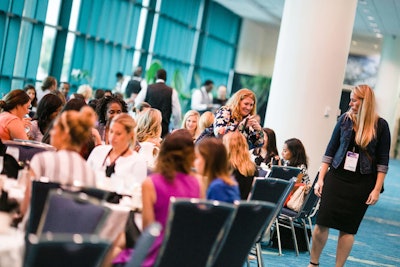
left=0, top=89, right=31, bottom=140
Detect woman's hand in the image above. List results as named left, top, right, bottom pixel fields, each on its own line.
left=366, top=189, right=380, bottom=205
left=247, top=116, right=262, bottom=131
left=314, top=180, right=323, bottom=197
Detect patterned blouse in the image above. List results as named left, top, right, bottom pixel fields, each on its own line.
left=213, top=106, right=264, bottom=149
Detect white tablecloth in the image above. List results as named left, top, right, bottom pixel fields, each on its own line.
left=0, top=228, right=24, bottom=267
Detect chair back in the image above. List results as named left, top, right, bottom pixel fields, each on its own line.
left=125, top=222, right=162, bottom=267
left=248, top=178, right=295, bottom=231
left=268, top=166, right=302, bottom=181
left=24, top=233, right=111, bottom=267
left=299, top=173, right=320, bottom=219
left=37, top=189, right=110, bottom=235
left=27, top=181, right=62, bottom=234
left=154, top=197, right=236, bottom=267
left=27, top=181, right=113, bottom=234
left=211, top=201, right=276, bottom=267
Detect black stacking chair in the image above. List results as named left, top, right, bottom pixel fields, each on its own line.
left=125, top=222, right=162, bottom=267
left=27, top=181, right=62, bottom=234
left=248, top=177, right=295, bottom=266
left=153, top=197, right=236, bottom=267
left=23, top=233, right=111, bottom=267
left=211, top=200, right=277, bottom=267
left=37, top=189, right=110, bottom=236
left=278, top=173, right=320, bottom=255
left=268, top=165, right=302, bottom=181
left=27, top=181, right=111, bottom=235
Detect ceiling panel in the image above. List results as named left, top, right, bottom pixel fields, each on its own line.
left=214, top=0, right=400, bottom=54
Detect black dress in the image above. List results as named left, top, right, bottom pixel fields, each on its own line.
left=316, top=135, right=376, bottom=234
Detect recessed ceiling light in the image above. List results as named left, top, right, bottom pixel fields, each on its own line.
left=367, top=16, right=375, bottom=21
left=352, top=40, right=358, bottom=45
left=373, top=44, right=379, bottom=49
left=376, top=33, right=383, bottom=38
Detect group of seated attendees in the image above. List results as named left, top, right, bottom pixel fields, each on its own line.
left=0, top=84, right=311, bottom=267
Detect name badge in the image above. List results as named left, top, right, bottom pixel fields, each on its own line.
left=344, top=151, right=359, bottom=172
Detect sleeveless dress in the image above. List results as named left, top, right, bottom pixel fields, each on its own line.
left=142, top=172, right=201, bottom=267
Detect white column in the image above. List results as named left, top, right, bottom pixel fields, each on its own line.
left=374, top=36, right=400, bottom=157
left=264, top=0, right=357, bottom=178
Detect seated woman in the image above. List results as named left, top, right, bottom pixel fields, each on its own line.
left=281, top=138, right=310, bottom=185
left=181, top=110, right=200, bottom=141
left=223, top=131, right=258, bottom=200
left=0, top=89, right=31, bottom=141
left=195, top=137, right=240, bottom=203
left=139, top=129, right=201, bottom=267
left=24, top=84, right=38, bottom=118
left=87, top=113, right=147, bottom=200
left=29, top=93, right=63, bottom=142
left=251, top=127, right=280, bottom=168
left=95, top=95, right=128, bottom=144
left=198, top=111, right=214, bottom=133
left=21, top=107, right=97, bottom=217
left=136, top=108, right=162, bottom=171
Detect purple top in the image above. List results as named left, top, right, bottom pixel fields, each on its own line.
left=142, top=172, right=201, bottom=267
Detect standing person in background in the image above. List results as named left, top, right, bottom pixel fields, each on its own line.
left=212, top=88, right=264, bottom=149
left=140, top=129, right=201, bottom=267
left=77, top=84, right=93, bottom=104
left=59, top=82, right=70, bottom=101
left=114, top=72, right=129, bottom=96
left=191, top=80, right=214, bottom=114
left=308, top=85, right=390, bottom=267
left=223, top=131, right=258, bottom=200
left=36, top=76, right=57, bottom=102
left=213, top=84, right=228, bottom=108
left=125, top=66, right=147, bottom=106
left=195, top=137, right=240, bottom=203
left=0, top=89, right=31, bottom=141
left=181, top=110, right=201, bottom=141
left=135, top=69, right=181, bottom=138
left=24, top=84, right=38, bottom=118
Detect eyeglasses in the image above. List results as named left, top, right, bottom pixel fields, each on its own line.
left=108, top=110, right=122, bottom=115
left=105, top=162, right=116, bottom=177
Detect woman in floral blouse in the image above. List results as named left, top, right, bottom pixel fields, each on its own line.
left=213, top=88, right=264, bottom=149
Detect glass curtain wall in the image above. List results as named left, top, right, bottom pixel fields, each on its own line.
left=0, top=0, right=241, bottom=99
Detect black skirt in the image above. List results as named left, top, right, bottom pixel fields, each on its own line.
left=316, top=167, right=376, bottom=234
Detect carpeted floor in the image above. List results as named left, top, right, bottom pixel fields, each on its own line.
left=250, top=159, right=400, bottom=267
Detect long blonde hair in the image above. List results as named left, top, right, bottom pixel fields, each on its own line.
left=181, top=110, right=201, bottom=139
left=226, top=88, right=257, bottom=121
left=346, top=84, right=378, bottom=148
left=223, top=131, right=256, bottom=176
left=136, top=108, right=162, bottom=142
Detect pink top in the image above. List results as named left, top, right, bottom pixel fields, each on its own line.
left=0, top=112, right=26, bottom=140
left=142, top=172, right=201, bottom=267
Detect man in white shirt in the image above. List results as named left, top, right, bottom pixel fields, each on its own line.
left=191, top=80, right=214, bottom=114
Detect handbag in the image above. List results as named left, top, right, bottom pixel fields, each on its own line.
left=287, top=185, right=307, bottom=212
